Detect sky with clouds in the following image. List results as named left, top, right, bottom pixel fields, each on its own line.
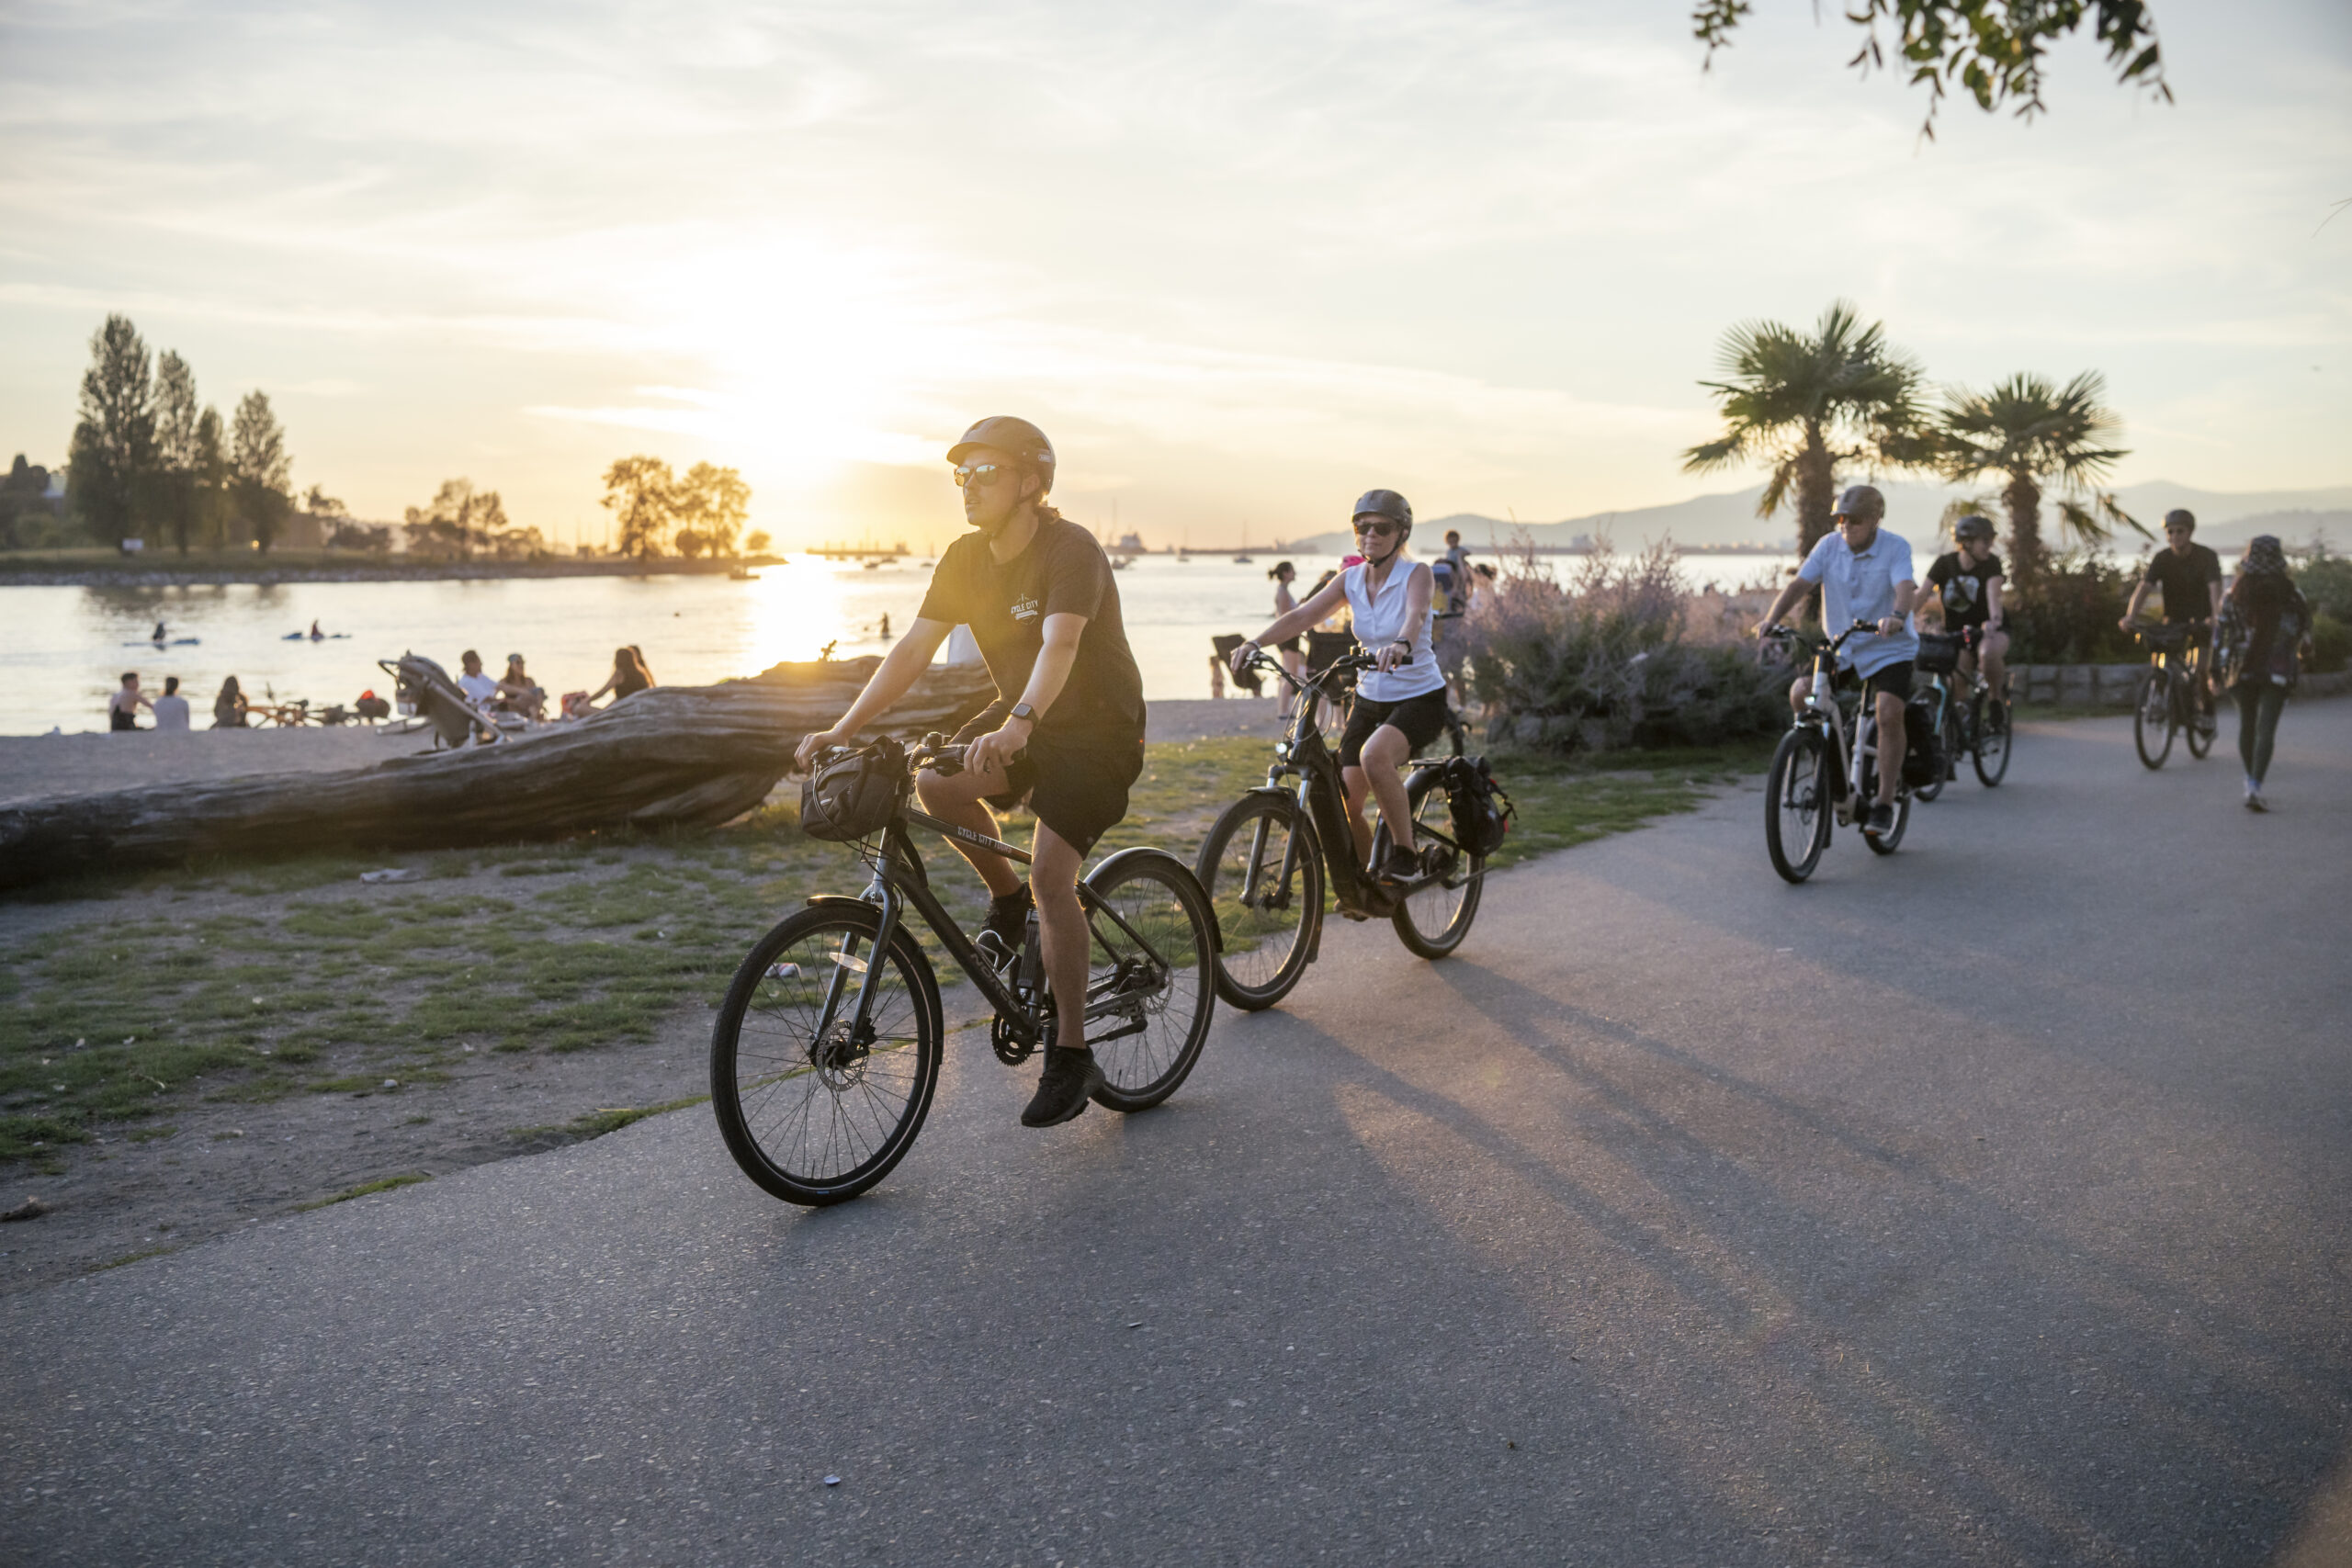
left=2, top=0, right=2345, bottom=549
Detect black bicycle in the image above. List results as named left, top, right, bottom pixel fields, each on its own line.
left=1761, top=624, right=1917, bottom=884
left=1911, top=628, right=2012, bottom=799
left=709, top=736, right=1219, bottom=1206
left=1193, top=648, right=1483, bottom=1010
left=2130, top=621, right=2215, bottom=770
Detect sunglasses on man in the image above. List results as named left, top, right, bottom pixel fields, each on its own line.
left=952, top=462, right=1015, bottom=489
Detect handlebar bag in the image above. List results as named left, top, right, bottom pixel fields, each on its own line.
left=799, top=737, right=907, bottom=841
left=1915, top=633, right=1962, bottom=675
left=1444, top=756, right=1516, bottom=858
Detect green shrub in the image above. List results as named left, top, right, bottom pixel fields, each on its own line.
left=2309, top=613, right=2349, bottom=675
left=2007, top=550, right=2140, bottom=663
left=1459, top=541, right=1784, bottom=753
left=2292, top=554, right=2352, bottom=626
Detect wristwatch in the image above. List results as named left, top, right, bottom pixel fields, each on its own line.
left=1009, top=702, right=1038, bottom=724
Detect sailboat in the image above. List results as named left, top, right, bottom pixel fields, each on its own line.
left=1231, top=519, right=1253, bottom=565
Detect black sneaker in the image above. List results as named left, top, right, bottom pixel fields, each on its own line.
left=1865, top=802, right=1894, bottom=835
left=978, top=884, right=1033, bottom=971
left=1374, top=845, right=1419, bottom=886
left=1021, top=1044, right=1104, bottom=1128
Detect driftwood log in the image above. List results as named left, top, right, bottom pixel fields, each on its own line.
left=0, top=659, right=995, bottom=890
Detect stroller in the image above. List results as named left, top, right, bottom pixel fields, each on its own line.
left=379, top=653, right=523, bottom=750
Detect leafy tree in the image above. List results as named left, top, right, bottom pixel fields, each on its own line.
left=601, top=456, right=677, bottom=558
left=675, top=461, right=752, bottom=557
left=743, top=529, right=773, bottom=557
left=65, top=313, right=157, bottom=546
left=1, top=455, right=59, bottom=549
left=229, top=390, right=292, bottom=552
left=402, top=478, right=511, bottom=559
left=673, top=527, right=708, bottom=559
left=153, top=351, right=207, bottom=556
left=301, top=483, right=347, bottom=519
left=1681, top=299, right=1930, bottom=558
left=1937, top=370, right=2142, bottom=587
left=1691, top=0, right=2168, bottom=138
left=192, top=407, right=229, bottom=548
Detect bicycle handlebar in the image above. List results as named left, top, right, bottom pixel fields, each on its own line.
left=1762, top=620, right=1880, bottom=657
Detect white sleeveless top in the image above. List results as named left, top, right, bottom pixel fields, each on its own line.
left=1344, top=558, right=1445, bottom=703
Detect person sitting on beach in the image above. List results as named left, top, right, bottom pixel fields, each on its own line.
left=569, top=646, right=656, bottom=716
left=494, top=653, right=548, bottom=720
left=108, top=672, right=153, bottom=732
left=212, top=675, right=248, bottom=728
left=152, top=675, right=191, bottom=732
left=456, top=649, right=500, bottom=708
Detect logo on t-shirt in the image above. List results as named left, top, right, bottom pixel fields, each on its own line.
left=1010, top=593, right=1040, bottom=623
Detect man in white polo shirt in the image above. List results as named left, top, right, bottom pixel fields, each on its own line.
left=1755, top=484, right=1920, bottom=839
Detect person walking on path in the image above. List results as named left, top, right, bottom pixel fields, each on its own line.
left=1755, top=484, right=1920, bottom=839
left=151, top=675, right=191, bottom=732
left=1267, top=561, right=1306, bottom=716
left=796, top=416, right=1148, bottom=1129
left=2220, top=536, right=2312, bottom=813
left=107, top=672, right=152, bottom=732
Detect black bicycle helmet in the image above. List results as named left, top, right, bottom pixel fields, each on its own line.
left=1352, top=489, right=1413, bottom=531
left=1953, top=513, right=1995, bottom=541
left=1832, top=484, right=1885, bottom=523
left=948, top=416, right=1056, bottom=493
left=2164, top=508, right=2195, bottom=531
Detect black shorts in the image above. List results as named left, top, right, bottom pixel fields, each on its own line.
left=1273, top=636, right=1302, bottom=653
left=1338, top=686, right=1450, bottom=769
left=950, top=708, right=1144, bottom=856
left=1838, top=661, right=1914, bottom=701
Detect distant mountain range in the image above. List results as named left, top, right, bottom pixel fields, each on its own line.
left=1272, top=481, right=2352, bottom=558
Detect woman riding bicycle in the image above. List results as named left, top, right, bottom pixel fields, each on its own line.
left=1923, top=513, right=2007, bottom=694
left=1230, top=489, right=1445, bottom=888
left=795, top=416, right=1147, bottom=1129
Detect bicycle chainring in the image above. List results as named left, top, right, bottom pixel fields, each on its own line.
left=990, top=1014, right=1037, bottom=1066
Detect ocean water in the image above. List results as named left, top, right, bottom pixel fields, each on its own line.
left=1, top=550, right=1792, bottom=735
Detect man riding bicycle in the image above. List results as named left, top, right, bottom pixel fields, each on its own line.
left=1923, top=513, right=2008, bottom=694
left=795, top=416, right=1146, bottom=1129
left=1230, top=489, right=1444, bottom=890
left=2120, top=507, right=2222, bottom=738
left=1755, top=484, right=1920, bottom=838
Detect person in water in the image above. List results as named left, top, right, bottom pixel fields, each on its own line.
left=151, top=621, right=167, bottom=643
left=310, top=619, right=323, bottom=640
left=109, top=671, right=153, bottom=731
left=212, top=675, right=248, bottom=728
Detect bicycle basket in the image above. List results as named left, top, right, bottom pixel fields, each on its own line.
left=1444, top=756, right=1515, bottom=858
left=799, top=738, right=907, bottom=841
left=1915, top=632, right=1962, bottom=676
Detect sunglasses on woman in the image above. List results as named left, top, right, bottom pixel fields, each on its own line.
left=1352, top=518, right=1399, bottom=537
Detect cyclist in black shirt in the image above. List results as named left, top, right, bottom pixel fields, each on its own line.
left=1923, top=514, right=2007, bottom=694
left=795, top=416, right=1146, bottom=1129
left=2121, top=508, right=2222, bottom=735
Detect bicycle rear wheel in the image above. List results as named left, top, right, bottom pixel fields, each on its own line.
left=1973, top=695, right=2011, bottom=786
left=2134, top=671, right=2174, bottom=769
left=1081, top=851, right=1218, bottom=1112
left=1194, top=793, right=1322, bottom=1010
left=1374, top=768, right=1483, bottom=959
left=1765, top=728, right=1833, bottom=884
left=710, top=906, right=943, bottom=1206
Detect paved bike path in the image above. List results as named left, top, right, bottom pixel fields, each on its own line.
left=6, top=705, right=2348, bottom=1566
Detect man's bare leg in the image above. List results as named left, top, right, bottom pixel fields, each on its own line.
left=915, top=764, right=1023, bottom=899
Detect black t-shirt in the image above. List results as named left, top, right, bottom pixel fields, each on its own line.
left=2144, top=544, right=2222, bottom=624
left=918, top=518, right=1145, bottom=744
left=1926, top=550, right=2004, bottom=630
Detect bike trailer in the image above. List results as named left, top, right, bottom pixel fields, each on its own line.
left=800, top=738, right=907, bottom=841
left=1915, top=632, right=1963, bottom=675
left=1442, top=755, right=1516, bottom=857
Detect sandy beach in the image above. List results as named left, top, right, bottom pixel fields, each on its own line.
left=0, top=697, right=1292, bottom=807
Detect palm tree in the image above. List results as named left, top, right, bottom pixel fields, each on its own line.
left=1682, top=300, right=1932, bottom=558
left=1937, top=370, right=2143, bottom=586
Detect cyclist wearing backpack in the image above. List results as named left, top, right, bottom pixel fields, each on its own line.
left=794, top=416, right=1146, bottom=1128
left=1231, top=488, right=1444, bottom=887
left=1923, top=514, right=2008, bottom=694
left=1754, top=484, right=1920, bottom=839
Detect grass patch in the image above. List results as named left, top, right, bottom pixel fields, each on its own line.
left=125, top=1124, right=177, bottom=1144
left=1479, top=740, right=1772, bottom=871
left=509, top=1094, right=708, bottom=1149
left=91, top=1245, right=178, bottom=1273
left=296, top=1171, right=433, bottom=1211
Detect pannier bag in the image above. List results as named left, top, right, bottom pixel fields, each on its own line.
left=1901, top=696, right=1943, bottom=789
left=1915, top=632, right=1962, bottom=676
left=1443, top=755, right=1516, bottom=859
left=800, top=737, right=907, bottom=841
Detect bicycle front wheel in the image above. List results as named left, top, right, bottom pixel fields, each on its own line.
left=2186, top=684, right=2215, bottom=759
left=1765, top=728, right=1833, bottom=884
left=1195, top=793, right=1322, bottom=1010
left=1377, top=768, right=1484, bottom=959
left=1081, top=851, right=1218, bottom=1112
left=2134, top=671, right=2174, bottom=769
left=1973, top=695, right=2011, bottom=786
left=709, top=906, right=943, bottom=1206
